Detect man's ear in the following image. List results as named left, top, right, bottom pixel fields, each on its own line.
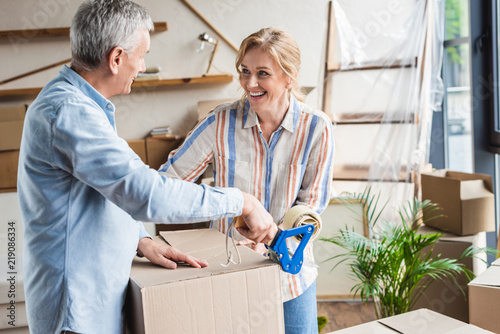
left=108, top=46, right=124, bottom=75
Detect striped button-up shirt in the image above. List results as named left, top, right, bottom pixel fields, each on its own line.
left=159, top=95, right=334, bottom=301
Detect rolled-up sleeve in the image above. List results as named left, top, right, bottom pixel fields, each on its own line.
left=51, top=99, right=243, bottom=224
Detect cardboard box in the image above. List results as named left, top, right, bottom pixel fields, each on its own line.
left=0, top=105, right=26, bottom=192
left=328, top=308, right=494, bottom=333
left=0, top=278, right=25, bottom=304
left=0, top=105, right=26, bottom=152
left=410, top=226, right=487, bottom=322
left=0, top=302, right=27, bottom=329
left=126, top=229, right=284, bottom=334
left=0, top=151, right=19, bottom=190
left=126, top=139, right=147, bottom=164
left=421, top=170, right=495, bottom=235
left=0, top=327, right=30, bottom=334
left=0, top=277, right=27, bottom=331
left=145, top=136, right=184, bottom=170
left=144, top=136, right=209, bottom=233
left=468, top=263, right=500, bottom=333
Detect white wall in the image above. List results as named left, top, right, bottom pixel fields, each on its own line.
left=0, top=0, right=329, bottom=138
left=0, top=0, right=329, bottom=241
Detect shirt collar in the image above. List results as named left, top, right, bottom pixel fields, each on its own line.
left=59, top=65, right=115, bottom=114
left=242, top=94, right=299, bottom=133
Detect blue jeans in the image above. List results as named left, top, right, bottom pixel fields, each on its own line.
left=283, top=281, right=318, bottom=334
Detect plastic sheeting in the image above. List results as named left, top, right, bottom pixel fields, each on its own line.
left=326, top=0, right=445, bottom=217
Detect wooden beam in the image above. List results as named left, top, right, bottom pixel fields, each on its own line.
left=180, top=0, right=238, bottom=52
left=326, top=1, right=341, bottom=71
left=0, top=58, right=71, bottom=85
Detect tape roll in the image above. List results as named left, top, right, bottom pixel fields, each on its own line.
left=232, top=205, right=322, bottom=242
left=282, top=205, right=322, bottom=242
left=233, top=216, right=245, bottom=228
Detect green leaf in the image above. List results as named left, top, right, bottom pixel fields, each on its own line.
left=320, top=187, right=492, bottom=318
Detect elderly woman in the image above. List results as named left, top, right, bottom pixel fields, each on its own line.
left=160, top=27, right=334, bottom=333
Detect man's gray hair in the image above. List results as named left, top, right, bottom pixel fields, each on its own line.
left=70, top=0, right=154, bottom=72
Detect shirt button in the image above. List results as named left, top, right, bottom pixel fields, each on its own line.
left=233, top=206, right=238, bottom=211
left=107, top=104, right=112, bottom=109
left=208, top=211, right=212, bottom=215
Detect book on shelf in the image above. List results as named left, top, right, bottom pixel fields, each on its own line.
left=135, top=73, right=162, bottom=81
left=149, top=126, right=181, bottom=140
left=150, top=126, right=172, bottom=135
left=150, top=133, right=181, bottom=140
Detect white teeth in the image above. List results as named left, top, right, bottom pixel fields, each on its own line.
left=249, top=91, right=265, bottom=97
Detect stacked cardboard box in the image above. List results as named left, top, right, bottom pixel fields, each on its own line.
left=126, top=139, right=147, bottom=163
left=417, top=170, right=495, bottom=323
left=421, top=170, right=495, bottom=235
left=328, top=308, right=494, bottom=333
left=126, top=136, right=184, bottom=169
left=126, top=229, right=284, bottom=334
left=420, top=170, right=497, bottom=329
left=410, top=226, right=487, bottom=322
left=0, top=105, right=26, bottom=192
left=144, top=136, right=184, bottom=170
left=0, top=276, right=29, bottom=333
left=468, top=258, right=500, bottom=333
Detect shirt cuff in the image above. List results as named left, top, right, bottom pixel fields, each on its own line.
left=221, top=187, right=244, bottom=216
left=137, top=221, right=152, bottom=240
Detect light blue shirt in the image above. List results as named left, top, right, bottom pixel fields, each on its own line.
left=17, top=65, right=243, bottom=334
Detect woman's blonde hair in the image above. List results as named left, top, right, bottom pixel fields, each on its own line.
left=236, top=27, right=304, bottom=102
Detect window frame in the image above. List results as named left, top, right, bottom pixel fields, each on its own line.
left=431, top=0, right=498, bottom=263
left=469, top=0, right=497, bottom=263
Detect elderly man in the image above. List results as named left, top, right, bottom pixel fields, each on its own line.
left=17, top=0, right=276, bottom=333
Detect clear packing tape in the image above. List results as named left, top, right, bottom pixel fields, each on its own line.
left=328, top=0, right=445, bottom=217
left=281, top=205, right=322, bottom=242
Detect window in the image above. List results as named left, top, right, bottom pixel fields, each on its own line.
left=442, top=0, right=473, bottom=172
left=491, top=1, right=500, bottom=150
left=431, top=0, right=498, bottom=262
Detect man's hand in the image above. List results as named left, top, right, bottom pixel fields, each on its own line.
left=237, top=192, right=278, bottom=244
left=238, top=240, right=269, bottom=255
left=137, top=237, right=208, bottom=269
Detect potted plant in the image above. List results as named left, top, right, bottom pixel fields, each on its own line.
left=321, top=188, right=492, bottom=319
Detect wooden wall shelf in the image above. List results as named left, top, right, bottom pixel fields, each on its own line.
left=132, top=74, right=233, bottom=88
left=332, top=112, right=416, bottom=125
left=0, top=22, right=168, bottom=40
left=329, top=61, right=416, bottom=73
left=332, top=165, right=413, bottom=183
left=0, top=74, right=233, bottom=98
